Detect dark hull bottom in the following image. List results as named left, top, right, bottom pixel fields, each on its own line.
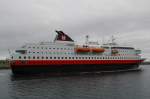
left=11, top=64, right=140, bottom=74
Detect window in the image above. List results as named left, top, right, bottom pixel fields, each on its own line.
left=50, top=57, right=52, bottom=59
left=28, top=56, right=30, bottom=59
left=11, top=56, right=13, bottom=59
left=37, top=56, right=39, bottom=59
left=65, top=57, right=67, bottom=59
left=72, top=57, right=74, bottom=59
left=54, top=57, right=56, bottom=59
left=46, top=57, right=48, bottom=59
left=42, top=56, right=44, bottom=59
left=61, top=57, right=64, bottom=59
left=19, top=56, right=21, bottom=59
left=33, top=56, right=35, bottom=59
left=58, top=57, right=60, bottom=59
left=24, top=56, right=26, bottom=59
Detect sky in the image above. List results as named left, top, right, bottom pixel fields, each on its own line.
left=0, top=0, right=150, bottom=61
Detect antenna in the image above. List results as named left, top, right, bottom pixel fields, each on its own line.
left=85, top=35, right=89, bottom=45
left=112, top=35, right=115, bottom=43
left=8, top=49, right=11, bottom=55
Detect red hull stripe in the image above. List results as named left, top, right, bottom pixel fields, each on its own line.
left=11, top=60, right=143, bottom=67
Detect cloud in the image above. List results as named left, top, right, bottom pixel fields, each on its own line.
left=0, top=0, right=150, bottom=60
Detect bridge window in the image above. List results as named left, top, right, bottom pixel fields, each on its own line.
left=16, top=50, right=27, bottom=54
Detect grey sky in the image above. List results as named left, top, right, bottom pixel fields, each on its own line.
left=0, top=0, right=150, bottom=60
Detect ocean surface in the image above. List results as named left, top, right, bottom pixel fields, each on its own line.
left=0, top=65, right=150, bottom=99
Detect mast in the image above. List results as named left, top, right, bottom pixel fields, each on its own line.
left=85, top=35, right=89, bottom=46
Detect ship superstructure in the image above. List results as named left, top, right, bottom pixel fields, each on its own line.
left=10, top=31, right=144, bottom=74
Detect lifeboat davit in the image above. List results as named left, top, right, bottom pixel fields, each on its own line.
left=91, top=48, right=105, bottom=53
left=76, top=47, right=90, bottom=53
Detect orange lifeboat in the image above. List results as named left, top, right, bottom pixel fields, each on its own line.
left=76, top=47, right=90, bottom=53
left=91, top=48, right=105, bottom=53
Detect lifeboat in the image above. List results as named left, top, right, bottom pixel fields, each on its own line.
left=76, top=47, right=90, bottom=53
left=91, top=48, right=105, bottom=53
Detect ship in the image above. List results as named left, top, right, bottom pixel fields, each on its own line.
left=9, top=30, right=145, bottom=74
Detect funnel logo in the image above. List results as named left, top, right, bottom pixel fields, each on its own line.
left=61, top=35, right=66, bottom=40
